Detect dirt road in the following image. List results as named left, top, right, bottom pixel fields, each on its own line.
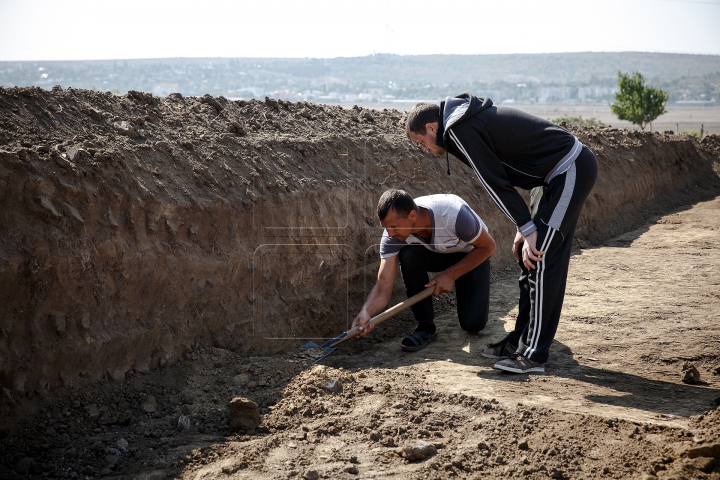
left=2, top=196, right=718, bottom=479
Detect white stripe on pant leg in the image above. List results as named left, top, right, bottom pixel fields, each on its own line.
left=524, top=229, right=556, bottom=358
left=548, top=163, right=576, bottom=231
left=524, top=231, right=548, bottom=358
left=523, top=230, right=552, bottom=357
left=528, top=228, right=556, bottom=357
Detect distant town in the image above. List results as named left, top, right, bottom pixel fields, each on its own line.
left=1, top=53, right=718, bottom=107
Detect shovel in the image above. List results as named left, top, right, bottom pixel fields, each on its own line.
left=302, top=285, right=435, bottom=363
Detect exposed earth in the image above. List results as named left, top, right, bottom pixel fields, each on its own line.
left=0, top=87, right=719, bottom=479
left=1, top=196, right=719, bottom=480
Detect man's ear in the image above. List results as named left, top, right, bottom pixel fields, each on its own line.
left=425, top=122, right=437, bottom=134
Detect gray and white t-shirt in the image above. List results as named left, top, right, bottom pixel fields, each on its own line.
left=379, top=194, right=487, bottom=259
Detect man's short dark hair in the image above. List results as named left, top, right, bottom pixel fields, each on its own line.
left=405, top=102, right=440, bottom=137
left=377, top=189, right=417, bottom=221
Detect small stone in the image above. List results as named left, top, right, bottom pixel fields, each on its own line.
left=550, top=467, right=564, bottom=478
left=85, top=404, right=100, bottom=420
left=381, top=437, right=395, bottom=447
left=325, top=379, right=342, bottom=394
left=227, top=397, right=260, bottom=431
left=344, top=465, right=358, bottom=474
left=303, top=470, right=319, bottom=480
left=55, top=154, right=72, bottom=168
left=114, top=121, right=139, bottom=139
left=116, top=438, right=128, bottom=452
left=682, top=363, right=702, bottom=384
left=518, top=438, right=529, bottom=450
left=82, top=107, right=103, bottom=121
left=401, top=442, right=437, bottom=461
left=177, top=415, right=191, bottom=430
left=141, top=395, right=157, bottom=413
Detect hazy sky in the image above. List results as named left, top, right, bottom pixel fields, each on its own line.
left=1, top=0, right=719, bottom=61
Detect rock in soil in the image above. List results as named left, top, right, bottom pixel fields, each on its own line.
left=227, top=396, right=260, bottom=431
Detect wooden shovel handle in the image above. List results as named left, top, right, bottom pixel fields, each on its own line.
left=330, top=286, right=436, bottom=348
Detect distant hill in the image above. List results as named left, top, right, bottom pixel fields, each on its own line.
left=1, top=52, right=718, bottom=104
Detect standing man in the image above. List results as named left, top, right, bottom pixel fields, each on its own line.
left=406, top=94, right=598, bottom=373
left=352, top=189, right=495, bottom=352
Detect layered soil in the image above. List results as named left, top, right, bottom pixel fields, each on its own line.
left=1, top=86, right=720, bottom=479
left=0, top=196, right=719, bottom=479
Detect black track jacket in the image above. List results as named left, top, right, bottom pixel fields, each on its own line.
left=438, top=93, right=582, bottom=236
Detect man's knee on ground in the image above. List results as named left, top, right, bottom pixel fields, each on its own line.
left=458, top=316, right=487, bottom=334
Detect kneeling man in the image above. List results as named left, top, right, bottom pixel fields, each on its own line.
left=352, top=189, right=496, bottom=351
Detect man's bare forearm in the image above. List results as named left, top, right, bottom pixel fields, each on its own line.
left=359, top=283, right=392, bottom=318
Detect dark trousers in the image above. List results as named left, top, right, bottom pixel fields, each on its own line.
left=397, top=245, right=491, bottom=333
left=505, top=146, right=599, bottom=363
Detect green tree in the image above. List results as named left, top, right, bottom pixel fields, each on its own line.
left=610, top=71, right=669, bottom=130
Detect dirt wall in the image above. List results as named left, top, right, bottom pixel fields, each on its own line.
left=1, top=86, right=719, bottom=395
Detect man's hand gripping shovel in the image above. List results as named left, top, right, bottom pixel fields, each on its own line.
left=301, top=286, right=435, bottom=364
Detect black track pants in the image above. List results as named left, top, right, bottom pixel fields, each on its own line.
left=506, top=146, right=599, bottom=363
left=397, top=245, right=491, bottom=333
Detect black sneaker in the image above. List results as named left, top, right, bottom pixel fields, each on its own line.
left=480, top=339, right=517, bottom=359
left=493, top=353, right=546, bottom=373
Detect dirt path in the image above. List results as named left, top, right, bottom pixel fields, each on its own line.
left=331, top=195, right=720, bottom=430
left=2, top=199, right=719, bottom=479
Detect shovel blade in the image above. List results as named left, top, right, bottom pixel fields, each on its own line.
left=300, top=339, right=340, bottom=364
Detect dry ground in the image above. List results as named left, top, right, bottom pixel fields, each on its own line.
left=2, top=196, right=719, bottom=479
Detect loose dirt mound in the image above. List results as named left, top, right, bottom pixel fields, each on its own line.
left=1, top=87, right=720, bottom=479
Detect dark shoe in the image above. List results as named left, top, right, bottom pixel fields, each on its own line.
left=401, top=330, right=438, bottom=352
left=493, top=353, right=545, bottom=373
left=480, top=339, right=517, bottom=359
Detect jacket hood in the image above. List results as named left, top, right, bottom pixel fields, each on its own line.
left=440, top=93, right=493, bottom=140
